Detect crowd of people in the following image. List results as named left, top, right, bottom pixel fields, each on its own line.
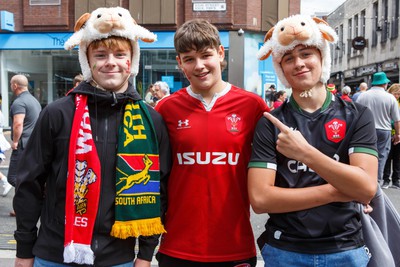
left=324, top=75, right=400, bottom=190
left=144, top=81, right=171, bottom=107
left=1, top=7, right=399, bottom=267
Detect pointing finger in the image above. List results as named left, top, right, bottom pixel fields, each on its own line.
left=263, top=112, right=291, bottom=133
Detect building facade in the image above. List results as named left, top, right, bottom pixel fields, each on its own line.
left=0, top=0, right=300, bottom=126
left=327, top=0, right=399, bottom=92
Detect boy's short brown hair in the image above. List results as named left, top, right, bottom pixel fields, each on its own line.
left=88, top=36, right=133, bottom=55
left=174, top=19, right=221, bottom=54
left=174, top=19, right=226, bottom=69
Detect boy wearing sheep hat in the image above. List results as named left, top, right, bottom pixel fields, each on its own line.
left=248, top=15, right=378, bottom=266
left=13, top=7, right=171, bottom=267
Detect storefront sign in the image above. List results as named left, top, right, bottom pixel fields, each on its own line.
left=0, top=31, right=230, bottom=50
left=0, top=10, right=14, bottom=32
left=344, top=69, right=355, bottom=78
left=382, top=60, right=398, bottom=71
left=356, top=65, right=377, bottom=77
left=193, top=2, right=226, bottom=11
left=352, top=36, right=367, bottom=50
left=162, top=76, right=174, bottom=89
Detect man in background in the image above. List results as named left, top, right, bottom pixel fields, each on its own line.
left=73, top=74, right=83, bottom=88
left=264, top=84, right=276, bottom=108
left=153, top=81, right=170, bottom=105
left=8, top=74, right=41, bottom=216
left=352, top=82, right=368, bottom=102
left=357, top=72, right=400, bottom=185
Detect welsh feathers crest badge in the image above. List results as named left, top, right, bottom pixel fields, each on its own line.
left=225, top=113, right=242, bottom=135
left=325, top=118, right=346, bottom=143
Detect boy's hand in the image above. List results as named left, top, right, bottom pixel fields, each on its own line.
left=14, top=257, right=34, bottom=267
left=264, top=112, right=311, bottom=161
left=363, top=204, right=373, bottom=214
left=134, top=258, right=151, bottom=267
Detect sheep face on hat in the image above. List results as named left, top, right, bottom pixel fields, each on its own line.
left=64, top=7, right=157, bottom=81
left=258, top=15, right=338, bottom=88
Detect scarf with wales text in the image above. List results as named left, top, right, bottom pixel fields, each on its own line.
left=110, top=100, right=165, bottom=238
left=64, top=94, right=101, bottom=265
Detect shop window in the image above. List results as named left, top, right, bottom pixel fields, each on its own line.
left=372, top=2, right=378, bottom=47
left=30, top=0, right=61, bottom=5
left=391, top=0, right=399, bottom=39
left=132, top=0, right=176, bottom=25
left=138, top=49, right=228, bottom=98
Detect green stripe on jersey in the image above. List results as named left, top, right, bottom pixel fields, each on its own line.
left=248, top=162, right=277, bottom=170
left=349, top=147, right=378, bottom=157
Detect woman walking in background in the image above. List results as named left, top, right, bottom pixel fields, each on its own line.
left=382, top=83, right=400, bottom=189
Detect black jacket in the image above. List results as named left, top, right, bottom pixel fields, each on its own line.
left=13, top=82, right=171, bottom=266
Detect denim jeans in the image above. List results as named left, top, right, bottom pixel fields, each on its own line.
left=376, top=129, right=392, bottom=182
left=260, top=244, right=370, bottom=267
left=34, top=257, right=134, bottom=267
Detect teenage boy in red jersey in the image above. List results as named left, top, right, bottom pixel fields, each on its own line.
left=155, top=19, right=269, bottom=267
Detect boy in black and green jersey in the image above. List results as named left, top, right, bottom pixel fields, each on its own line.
left=248, top=15, right=378, bottom=267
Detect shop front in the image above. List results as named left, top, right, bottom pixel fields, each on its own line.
left=0, top=31, right=231, bottom=126
left=331, top=60, right=400, bottom=96
left=381, top=59, right=400, bottom=85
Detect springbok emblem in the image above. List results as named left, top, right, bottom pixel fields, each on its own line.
left=116, top=154, right=153, bottom=195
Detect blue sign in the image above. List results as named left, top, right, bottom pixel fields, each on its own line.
left=1, top=11, right=15, bottom=32
left=0, top=31, right=230, bottom=50
left=162, top=76, right=174, bottom=89
left=258, top=43, right=278, bottom=98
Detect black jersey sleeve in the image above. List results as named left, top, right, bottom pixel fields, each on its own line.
left=248, top=115, right=277, bottom=169
left=348, top=103, right=378, bottom=157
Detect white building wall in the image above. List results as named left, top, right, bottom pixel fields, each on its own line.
left=327, top=0, right=399, bottom=90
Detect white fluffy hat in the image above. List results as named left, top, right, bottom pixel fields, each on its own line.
left=64, top=7, right=157, bottom=81
left=258, top=15, right=338, bottom=88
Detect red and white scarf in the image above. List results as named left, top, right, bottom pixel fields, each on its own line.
left=63, top=94, right=101, bottom=265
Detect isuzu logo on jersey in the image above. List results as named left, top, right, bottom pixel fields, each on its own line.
left=325, top=118, right=346, bottom=143
left=177, top=119, right=190, bottom=129
left=177, top=152, right=240, bottom=165
left=226, top=113, right=242, bottom=134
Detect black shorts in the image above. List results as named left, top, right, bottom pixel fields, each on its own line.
left=156, top=252, right=257, bottom=267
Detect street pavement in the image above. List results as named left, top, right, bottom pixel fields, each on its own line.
left=1, top=127, right=400, bottom=266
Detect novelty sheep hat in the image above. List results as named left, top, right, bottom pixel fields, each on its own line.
left=64, top=7, right=157, bottom=81
left=258, top=15, right=338, bottom=89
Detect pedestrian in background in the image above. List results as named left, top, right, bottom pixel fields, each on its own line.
left=8, top=74, right=41, bottom=216
left=66, top=73, right=84, bottom=95
left=153, top=81, right=170, bottom=105
left=155, top=18, right=269, bottom=267
left=264, top=84, right=276, bottom=108
left=144, top=83, right=156, bottom=107
left=13, top=7, right=171, bottom=267
left=273, top=90, right=287, bottom=109
left=382, top=83, right=400, bottom=189
left=73, top=73, right=83, bottom=87
left=351, top=81, right=368, bottom=102
left=357, top=72, right=400, bottom=185
left=341, top=85, right=352, bottom=102
left=251, top=14, right=378, bottom=266
left=326, top=83, right=338, bottom=95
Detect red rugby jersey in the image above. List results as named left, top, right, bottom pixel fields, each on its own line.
left=156, top=84, right=268, bottom=262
